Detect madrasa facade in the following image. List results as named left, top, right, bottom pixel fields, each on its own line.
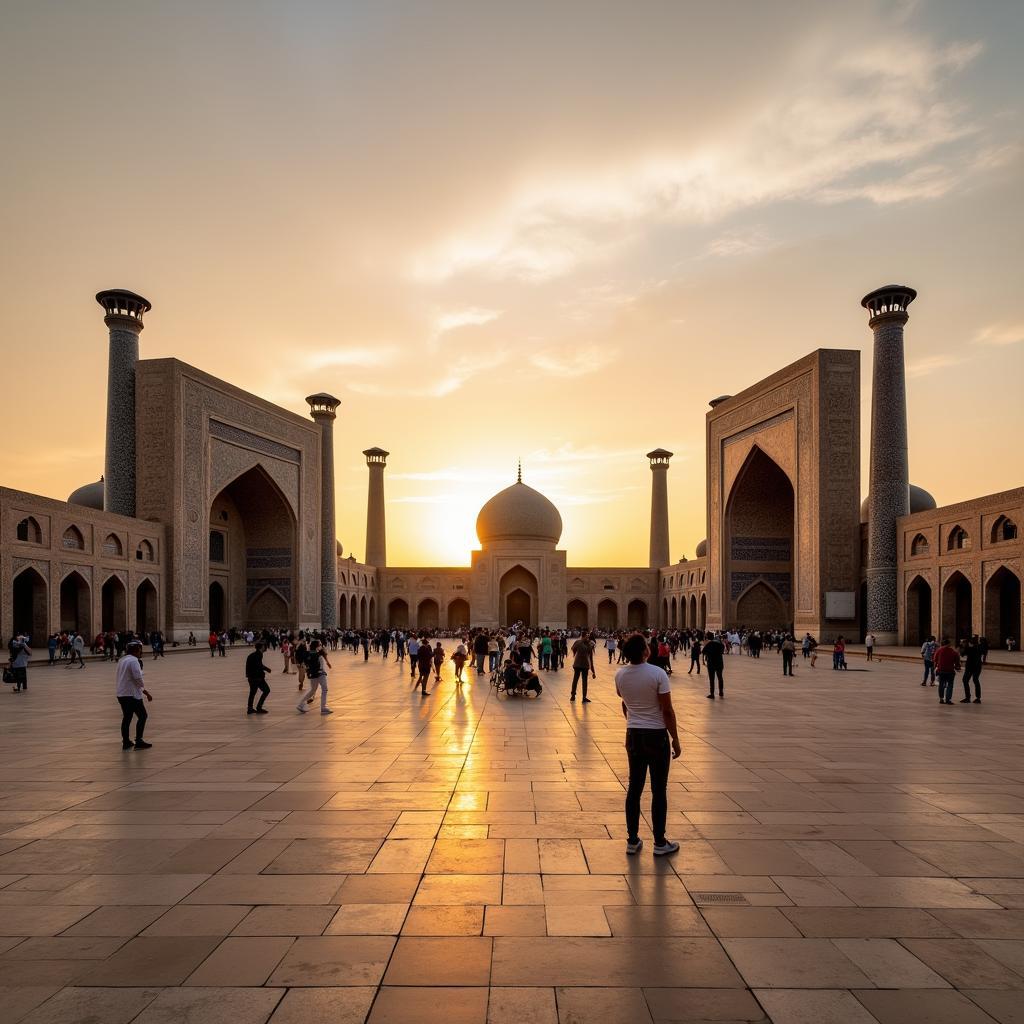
left=1, top=286, right=1021, bottom=648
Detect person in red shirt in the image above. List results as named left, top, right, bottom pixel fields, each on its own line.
left=932, top=638, right=961, bottom=705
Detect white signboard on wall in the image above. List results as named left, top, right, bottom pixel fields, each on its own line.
left=825, top=591, right=856, bottom=619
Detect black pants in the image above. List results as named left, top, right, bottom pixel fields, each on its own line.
left=13, top=667, right=27, bottom=691
left=571, top=667, right=589, bottom=698
left=963, top=666, right=982, bottom=700
left=707, top=665, right=724, bottom=694
left=247, top=679, right=270, bottom=711
left=782, top=651, right=794, bottom=676
left=117, top=696, right=147, bottom=744
left=625, top=728, right=670, bottom=845
left=689, top=654, right=700, bottom=674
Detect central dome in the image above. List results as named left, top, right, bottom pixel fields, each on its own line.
left=476, top=478, right=563, bottom=546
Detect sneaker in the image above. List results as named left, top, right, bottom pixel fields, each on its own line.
left=297, top=705, right=307, bottom=713
left=133, top=741, right=153, bottom=750
left=582, top=697, right=592, bottom=703
left=973, top=698, right=981, bottom=703
left=653, top=840, right=679, bottom=856
left=256, top=708, right=269, bottom=714
left=959, top=698, right=971, bottom=703
left=626, top=838, right=643, bottom=855
left=122, top=742, right=133, bottom=750
left=321, top=708, right=333, bottom=715
left=247, top=709, right=256, bottom=714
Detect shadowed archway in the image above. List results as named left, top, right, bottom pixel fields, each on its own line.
left=101, top=575, right=127, bottom=633
left=942, top=571, right=972, bottom=642
left=448, top=598, right=470, bottom=629
left=906, top=576, right=932, bottom=646
left=388, top=598, right=409, bottom=629
left=500, top=565, right=538, bottom=627
left=60, top=571, right=91, bottom=635
left=985, top=567, right=1020, bottom=649
left=567, top=599, right=587, bottom=629
left=12, top=567, right=47, bottom=641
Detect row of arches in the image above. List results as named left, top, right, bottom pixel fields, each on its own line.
left=382, top=596, right=654, bottom=631
left=16, top=516, right=157, bottom=561
left=339, top=593, right=378, bottom=630
left=910, top=516, right=1018, bottom=558
left=906, top=566, right=1021, bottom=647
left=387, top=597, right=469, bottom=630
left=661, top=593, right=708, bottom=630
left=11, top=567, right=158, bottom=640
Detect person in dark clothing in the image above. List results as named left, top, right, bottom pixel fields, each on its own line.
left=961, top=636, right=983, bottom=703
left=245, top=642, right=273, bottom=714
left=416, top=641, right=434, bottom=695
left=688, top=638, right=702, bottom=675
left=702, top=633, right=725, bottom=698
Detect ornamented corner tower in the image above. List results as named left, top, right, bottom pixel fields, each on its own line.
left=363, top=448, right=389, bottom=568
left=306, top=393, right=341, bottom=628
left=96, top=288, right=151, bottom=518
left=862, top=284, right=916, bottom=646
left=647, top=449, right=672, bottom=569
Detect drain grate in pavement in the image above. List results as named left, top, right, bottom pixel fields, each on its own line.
left=690, top=892, right=750, bottom=906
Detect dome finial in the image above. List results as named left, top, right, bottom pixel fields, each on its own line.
left=517, top=459, right=522, bottom=484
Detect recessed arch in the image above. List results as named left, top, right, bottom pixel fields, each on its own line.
left=699, top=593, right=707, bottom=630
left=248, top=585, right=288, bottom=627
left=597, top=598, right=618, bottom=631
left=905, top=575, right=932, bottom=646
left=910, top=533, right=930, bottom=557
left=417, top=598, right=439, bottom=630
left=12, top=566, right=47, bottom=640
left=499, top=565, right=538, bottom=627
left=101, top=574, right=127, bottom=632
left=368, top=596, right=376, bottom=628
left=627, top=598, right=648, bottom=630
left=62, top=525, right=85, bottom=551
left=136, top=578, right=158, bottom=635
left=388, top=597, right=409, bottom=629
left=670, top=595, right=678, bottom=629
left=208, top=581, right=225, bottom=633
left=447, top=598, right=470, bottom=630
left=136, top=538, right=154, bottom=562
left=339, top=595, right=348, bottom=628
left=566, top=599, right=587, bottom=629
left=735, top=580, right=787, bottom=630
left=941, top=571, right=972, bottom=641
left=350, top=594, right=358, bottom=627
left=984, top=565, right=1020, bottom=649
left=16, top=516, right=42, bottom=544
left=992, top=515, right=1018, bottom=543
left=59, top=570, right=91, bottom=634
left=947, top=525, right=969, bottom=552
left=360, top=595, right=368, bottom=628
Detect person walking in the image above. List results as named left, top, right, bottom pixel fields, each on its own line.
left=605, top=635, right=618, bottom=664
left=920, top=636, right=938, bottom=685
left=116, top=639, right=153, bottom=749
left=703, top=632, right=725, bottom=699
left=570, top=632, right=596, bottom=702
left=688, top=636, right=702, bottom=675
left=294, top=636, right=308, bottom=690
left=452, top=641, right=468, bottom=683
left=933, top=638, right=960, bottom=705
left=961, top=635, right=983, bottom=703
left=68, top=632, right=86, bottom=669
left=781, top=635, right=795, bottom=676
left=281, top=637, right=293, bottom=675
left=432, top=641, right=445, bottom=681
left=245, top=641, right=272, bottom=714
left=615, top=633, right=681, bottom=857
left=297, top=640, right=333, bottom=714
left=408, top=635, right=421, bottom=679
left=416, top=640, right=433, bottom=695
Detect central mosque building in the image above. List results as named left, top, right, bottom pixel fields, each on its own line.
left=1, top=286, right=1021, bottom=648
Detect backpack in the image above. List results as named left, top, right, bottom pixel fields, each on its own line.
left=306, top=650, right=322, bottom=678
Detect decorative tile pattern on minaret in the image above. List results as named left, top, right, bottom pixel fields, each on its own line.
left=647, top=449, right=672, bottom=570
left=363, top=447, right=389, bottom=570
left=307, top=393, right=341, bottom=628
left=96, top=289, right=151, bottom=518
left=862, top=284, right=916, bottom=645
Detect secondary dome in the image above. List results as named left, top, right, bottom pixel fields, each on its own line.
left=860, top=484, right=937, bottom=524
left=68, top=477, right=104, bottom=510
left=695, top=538, right=708, bottom=558
left=476, top=477, right=562, bottom=546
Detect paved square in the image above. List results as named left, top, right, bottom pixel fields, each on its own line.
left=1, top=648, right=1023, bottom=1022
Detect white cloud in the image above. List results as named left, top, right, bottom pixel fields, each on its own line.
left=434, top=307, right=501, bottom=335
left=973, top=323, right=1024, bottom=347
left=305, top=346, right=399, bottom=370
left=907, top=353, right=965, bottom=378
left=529, top=344, right=617, bottom=377
left=347, top=347, right=508, bottom=398
left=705, top=228, right=774, bottom=258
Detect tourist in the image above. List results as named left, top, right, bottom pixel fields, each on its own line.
left=297, top=639, right=332, bottom=714
left=47, top=634, right=58, bottom=665
left=187, top=631, right=196, bottom=647
left=605, top=635, right=618, bottom=664
left=281, top=637, right=292, bottom=674
left=245, top=641, right=272, bottom=714
left=68, top=631, right=86, bottom=669
left=473, top=631, right=489, bottom=673
left=979, top=636, right=989, bottom=664
left=615, top=632, right=681, bottom=856
left=570, top=631, right=596, bottom=702
left=10, top=634, right=31, bottom=691
left=116, top=639, right=153, bottom=749
left=361, top=632, right=370, bottom=661
left=294, top=635, right=308, bottom=690
left=865, top=632, right=875, bottom=662
left=432, top=641, right=445, bottom=680
left=452, top=640, right=468, bottom=682
left=688, top=635, right=701, bottom=675
left=702, top=632, right=725, bottom=698
left=781, top=635, right=795, bottom=676
left=208, top=631, right=218, bottom=657
left=832, top=636, right=847, bottom=670
left=416, top=640, right=433, bottom=695
left=933, top=637, right=960, bottom=705
left=408, top=634, right=420, bottom=678
left=961, top=635, right=982, bottom=703
left=921, top=635, right=937, bottom=686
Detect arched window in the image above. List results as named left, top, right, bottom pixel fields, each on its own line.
left=992, top=516, right=1018, bottom=543
left=208, top=530, right=226, bottom=563
left=910, top=533, right=930, bottom=557
left=136, top=539, right=155, bottom=562
left=103, top=533, right=124, bottom=557
left=62, top=525, right=84, bottom=550
left=16, top=516, right=42, bottom=543
left=947, top=526, right=969, bottom=552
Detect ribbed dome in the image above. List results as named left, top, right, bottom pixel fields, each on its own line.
left=695, top=538, right=708, bottom=558
left=860, top=484, right=937, bottom=524
left=68, top=477, right=104, bottom=510
left=476, top=480, right=562, bottom=546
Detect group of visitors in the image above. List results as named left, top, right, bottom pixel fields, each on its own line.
left=920, top=634, right=984, bottom=704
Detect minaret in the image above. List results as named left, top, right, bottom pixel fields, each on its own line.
left=647, top=449, right=673, bottom=569
left=306, top=393, right=341, bottom=628
left=95, top=289, right=151, bottom=517
left=861, top=284, right=916, bottom=646
left=363, top=447, right=389, bottom=569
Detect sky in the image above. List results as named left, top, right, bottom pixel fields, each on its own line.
left=1, top=0, right=1022, bottom=567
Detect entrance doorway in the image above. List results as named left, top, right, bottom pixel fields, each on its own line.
left=12, top=568, right=47, bottom=641
left=101, top=576, right=127, bottom=633
left=985, top=567, right=1021, bottom=648
left=499, top=566, right=539, bottom=627
left=209, top=581, right=225, bottom=632
left=905, top=576, right=932, bottom=646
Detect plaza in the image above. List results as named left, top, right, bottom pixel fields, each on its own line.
left=1, top=648, right=1023, bottom=1023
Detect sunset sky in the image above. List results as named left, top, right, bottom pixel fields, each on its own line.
left=1, top=1, right=1022, bottom=567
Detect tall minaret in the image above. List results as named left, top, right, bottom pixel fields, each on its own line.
left=363, top=447, right=389, bottom=568
left=306, top=393, right=341, bottom=628
left=861, top=284, right=916, bottom=646
left=95, top=289, right=151, bottom=517
left=647, top=449, right=673, bottom=569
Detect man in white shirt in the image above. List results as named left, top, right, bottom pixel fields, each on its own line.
left=115, top=640, right=153, bottom=750
left=605, top=636, right=618, bottom=664
left=614, top=633, right=681, bottom=856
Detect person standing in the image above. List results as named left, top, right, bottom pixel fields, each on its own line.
left=865, top=633, right=876, bottom=662
left=688, top=636, right=702, bottom=676
left=933, top=638, right=960, bottom=706
left=294, top=636, right=308, bottom=690
left=281, top=637, right=292, bottom=675
left=961, top=636, right=983, bottom=703
left=116, top=640, right=153, bottom=749
left=208, top=631, right=218, bottom=657
left=432, top=641, right=445, bottom=681
left=245, top=642, right=272, bottom=714
left=68, top=632, right=86, bottom=669
left=781, top=635, right=795, bottom=676
left=921, top=636, right=938, bottom=686
left=605, top=635, right=618, bottom=664
left=416, top=640, right=433, bottom=695
left=10, top=634, right=32, bottom=691
left=473, top=631, right=489, bottom=674
left=703, top=632, right=725, bottom=699
left=615, top=633, right=681, bottom=857
left=570, top=632, right=596, bottom=702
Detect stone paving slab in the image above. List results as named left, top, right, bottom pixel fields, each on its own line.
left=1, top=647, right=1023, bottom=1021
